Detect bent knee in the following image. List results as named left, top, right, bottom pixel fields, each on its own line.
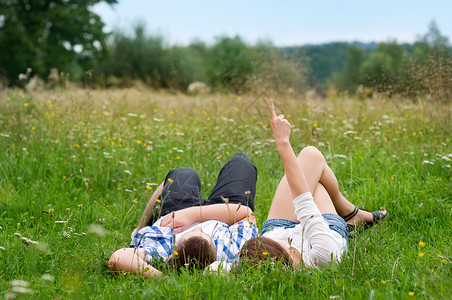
left=299, top=146, right=324, bottom=162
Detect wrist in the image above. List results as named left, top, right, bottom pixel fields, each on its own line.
left=275, top=140, right=291, bottom=149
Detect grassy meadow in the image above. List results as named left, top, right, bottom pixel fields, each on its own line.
left=0, top=88, right=451, bottom=299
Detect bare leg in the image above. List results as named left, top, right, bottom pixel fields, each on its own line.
left=267, top=146, right=385, bottom=224
left=108, top=248, right=162, bottom=279
left=313, top=183, right=337, bottom=214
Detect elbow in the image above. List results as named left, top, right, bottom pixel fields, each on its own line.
left=310, top=245, right=342, bottom=268
left=245, top=207, right=256, bottom=224
left=108, top=250, right=122, bottom=272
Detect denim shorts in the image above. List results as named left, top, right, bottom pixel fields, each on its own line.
left=261, top=214, right=349, bottom=240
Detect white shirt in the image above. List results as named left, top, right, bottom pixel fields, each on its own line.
left=262, top=192, right=347, bottom=268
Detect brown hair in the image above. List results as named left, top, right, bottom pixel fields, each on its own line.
left=238, top=237, right=292, bottom=267
left=169, top=236, right=217, bottom=272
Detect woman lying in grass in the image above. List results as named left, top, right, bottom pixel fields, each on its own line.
left=239, top=99, right=388, bottom=268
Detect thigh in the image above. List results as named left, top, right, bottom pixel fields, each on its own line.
left=148, top=167, right=205, bottom=225
left=267, top=146, right=326, bottom=221
left=313, top=183, right=337, bottom=214
left=206, top=153, right=257, bottom=211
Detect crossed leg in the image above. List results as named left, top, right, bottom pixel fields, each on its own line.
left=267, top=146, right=386, bottom=225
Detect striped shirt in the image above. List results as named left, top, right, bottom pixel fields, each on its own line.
left=130, top=220, right=258, bottom=264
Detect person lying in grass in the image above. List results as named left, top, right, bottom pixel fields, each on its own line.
left=239, top=99, right=388, bottom=269
left=109, top=153, right=258, bottom=278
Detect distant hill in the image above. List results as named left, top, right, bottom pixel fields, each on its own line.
left=281, top=42, right=378, bottom=87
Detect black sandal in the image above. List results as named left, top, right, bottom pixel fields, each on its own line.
left=343, top=206, right=388, bottom=237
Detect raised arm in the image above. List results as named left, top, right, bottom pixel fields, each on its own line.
left=269, top=99, right=310, bottom=198
left=159, top=203, right=256, bottom=232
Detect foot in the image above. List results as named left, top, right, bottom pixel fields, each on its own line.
left=342, top=206, right=388, bottom=227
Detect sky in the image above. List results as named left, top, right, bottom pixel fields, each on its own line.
left=93, top=0, right=452, bottom=47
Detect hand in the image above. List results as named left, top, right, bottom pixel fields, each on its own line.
left=159, top=209, right=196, bottom=233
left=269, top=99, right=291, bottom=144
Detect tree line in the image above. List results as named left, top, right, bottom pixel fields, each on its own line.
left=1, top=1, right=451, bottom=100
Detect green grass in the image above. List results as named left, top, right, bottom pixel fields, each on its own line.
left=0, top=89, right=451, bottom=299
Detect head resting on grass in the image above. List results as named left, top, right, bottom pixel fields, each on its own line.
left=169, top=227, right=217, bottom=272
left=238, top=236, right=292, bottom=268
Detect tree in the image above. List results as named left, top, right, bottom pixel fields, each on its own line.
left=361, top=42, right=405, bottom=92
left=0, top=0, right=117, bottom=86
left=207, top=36, right=258, bottom=93
left=334, top=45, right=365, bottom=93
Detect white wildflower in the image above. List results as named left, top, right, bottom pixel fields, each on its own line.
left=40, top=274, right=54, bottom=282
left=124, top=170, right=132, bottom=175
left=0, top=133, right=10, bottom=138
left=436, top=154, right=451, bottom=161
left=127, top=113, right=138, bottom=117
left=11, top=279, right=29, bottom=287
left=87, top=224, right=106, bottom=238
left=21, top=237, right=37, bottom=245
left=12, top=286, right=34, bottom=294
left=0, top=246, right=5, bottom=251
left=344, top=131, right=356, bottom=135
left=422, top=160, right=434, bottom=165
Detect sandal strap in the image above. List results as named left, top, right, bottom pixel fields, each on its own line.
left=343, top=206, right=359, bottom=222
left=372, top=211, right=388, bottom=223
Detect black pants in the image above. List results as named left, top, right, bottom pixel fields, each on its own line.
left=147, top=153, right=257, bottom=226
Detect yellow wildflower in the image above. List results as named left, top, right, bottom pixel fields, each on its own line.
left=173, top=251, right=179, bottom=256
left=419, top=241, right=426, bottom=247
left=262, top=252, right=268, bottom=256
left=408, top=292, right=414, bottom=296
left=168, top=178, right=174, bottom=183
left=146, top=185, right=152, bottom=190
left=137, top=140, right=142, bottom=145
left=24, top=103, right=29, bottom=107
left=381, top=280, right=386, bottom=284
left=313, top=123, right=317, bottom=127
left=156, top=199, right=161, bottom=203
left=418, top=252, right=425, bottom=257
left=133, top=199, right=137, bottom=204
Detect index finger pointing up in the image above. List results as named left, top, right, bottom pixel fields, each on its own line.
left=269, top=99, right=277, bottom=120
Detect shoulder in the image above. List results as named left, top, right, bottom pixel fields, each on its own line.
left=134, top=226, right=174, bottom=238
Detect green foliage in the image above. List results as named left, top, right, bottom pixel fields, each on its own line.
left=0, top=0, right=117, bottom=86
left=206, top=36, right=258, bottom=93
left=98, top=31, right=306, bottom=95
left=361, top=42, right=405, bottom=92
left=251, top=41, right=307, bottom=95
left=330, top=22, right=452, bottom=99
left=333, top=45, right=365, bottom=93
